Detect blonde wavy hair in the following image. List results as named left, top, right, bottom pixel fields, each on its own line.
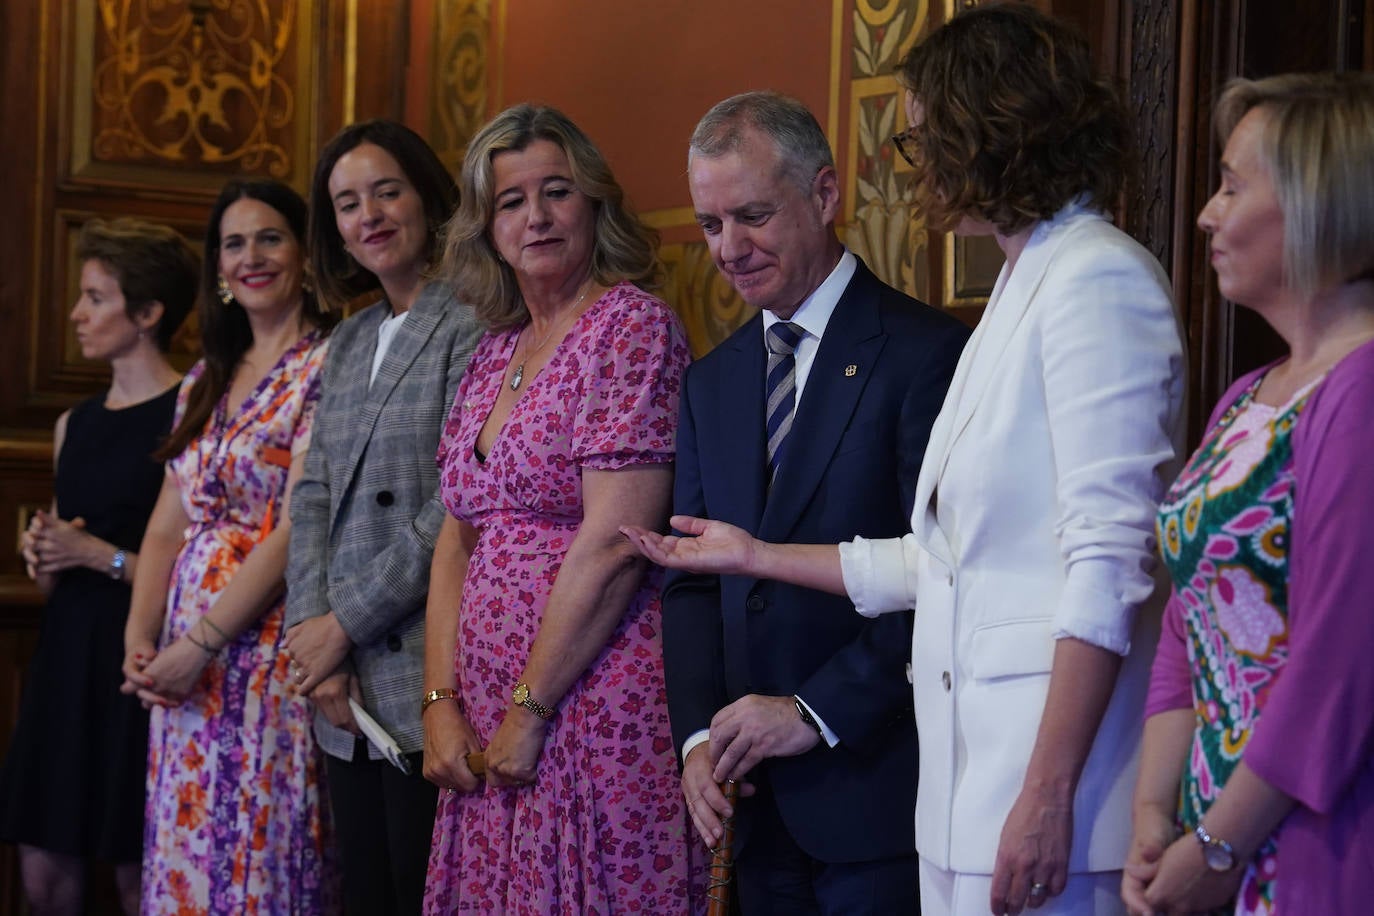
left=440, top=104, right=660, bottom=329
left=1214, top=72, right=1374, bottom=299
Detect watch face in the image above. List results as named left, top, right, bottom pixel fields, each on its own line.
left=1203, top=843, right=1235, bottom=872
left=513, top=683, right=529, bottom=704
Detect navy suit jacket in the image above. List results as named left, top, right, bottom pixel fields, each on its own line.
left=662, top=258, right=969, bottom=863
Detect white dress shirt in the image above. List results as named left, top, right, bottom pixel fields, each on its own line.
left=369, top=309, right=409, bottom=386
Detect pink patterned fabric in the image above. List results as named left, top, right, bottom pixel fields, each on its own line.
left=143, top=331, right=339, bottom=915
left=424, top=285, right=705, bottom=914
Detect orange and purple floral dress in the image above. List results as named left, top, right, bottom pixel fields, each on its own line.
left=143, top=331, right=339, bottom=915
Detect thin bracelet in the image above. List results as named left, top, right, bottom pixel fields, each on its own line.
left=201, top=616, right=230, bottom=644
left=185, top=629, right=218, bottom=657
left=196, top=618, right=226, bottom=652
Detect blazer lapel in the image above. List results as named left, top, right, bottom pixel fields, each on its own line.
left=758, top=265, right=883, bottom=542
left=912, top=205, right=1097, bottom=562
left=337, top=296, right=444, bottom=505
left=709, top=318, right=767, bottom=532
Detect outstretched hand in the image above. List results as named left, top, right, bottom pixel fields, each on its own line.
left=620, top=515, right=759, bottom=576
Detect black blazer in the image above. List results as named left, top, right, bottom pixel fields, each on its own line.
left=662, top=258, right=969, bottom=863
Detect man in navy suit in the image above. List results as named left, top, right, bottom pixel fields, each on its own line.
left=663, top=91, right=969, bottom=913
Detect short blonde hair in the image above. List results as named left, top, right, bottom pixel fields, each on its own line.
left=440, top=104, right=660, bottom=329
left=1215, top=72, right=1374, bottom=298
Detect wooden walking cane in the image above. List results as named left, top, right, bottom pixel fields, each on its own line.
left=706, top=779, right=740, bottom=916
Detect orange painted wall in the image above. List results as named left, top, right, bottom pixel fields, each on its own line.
left=494, top=1, right=845, bottom=244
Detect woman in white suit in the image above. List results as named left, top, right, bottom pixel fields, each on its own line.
left=624, top=6, right=1184, bottom=914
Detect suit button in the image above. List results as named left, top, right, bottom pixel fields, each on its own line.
left=941, top=671, right=952, bottom=691
left=386, top=634, right=403, bottom=652
left=746, top=595, right=765, bottom=612
left=376, top=490, right=395, bottom=507
left=946, top=573, right=953, bottom=586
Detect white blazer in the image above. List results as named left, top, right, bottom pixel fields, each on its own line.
left=840, top=203, right=1185, bottom=875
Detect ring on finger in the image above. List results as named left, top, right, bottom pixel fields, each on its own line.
left=1029, top=881, right=1048, bottom=897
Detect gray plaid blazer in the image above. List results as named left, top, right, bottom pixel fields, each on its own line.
left=285, top=282, right=481, bottom=758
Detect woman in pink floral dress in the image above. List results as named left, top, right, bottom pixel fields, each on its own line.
left=121, top=179, right=339, bottom=914
left=421, top=105, right=704, bottom=913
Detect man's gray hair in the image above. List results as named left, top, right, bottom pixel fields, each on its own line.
left=689, top=91, right=834, bottom=191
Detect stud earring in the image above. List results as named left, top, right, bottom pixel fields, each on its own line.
left=216, top=275, right=235, bottom=307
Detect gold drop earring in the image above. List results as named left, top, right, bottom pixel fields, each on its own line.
left=216, top=275, right=235, bottom=307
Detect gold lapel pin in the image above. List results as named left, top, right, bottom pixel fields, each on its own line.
left=844, top=364, right=857, bottom=377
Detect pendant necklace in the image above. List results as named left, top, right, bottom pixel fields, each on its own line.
left=509, top=281, right=593, bottom=391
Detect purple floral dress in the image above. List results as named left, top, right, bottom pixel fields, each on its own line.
left=1156, top=376, right=1321, bottom=915
left=143, top=331, right=339, bottom=915
left=424, top=284, right=705, bottom=914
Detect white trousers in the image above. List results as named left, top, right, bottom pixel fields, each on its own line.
left=918, top=857, right=1125, bottom=915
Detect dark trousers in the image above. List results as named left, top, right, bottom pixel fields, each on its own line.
left=734, top=781, right=920, bottom=915
left=326, top=739, right=439, bottom=916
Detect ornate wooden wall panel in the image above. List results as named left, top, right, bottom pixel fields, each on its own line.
left=0, top=2, right=401, bottom=909
left=428, top=0, right=491, bottom=174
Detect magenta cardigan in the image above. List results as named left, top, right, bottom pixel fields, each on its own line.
left=1146, top=337, right=1374, bottom=911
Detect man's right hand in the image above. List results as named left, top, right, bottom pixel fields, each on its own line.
left=682, top=743, right=755, bottom=847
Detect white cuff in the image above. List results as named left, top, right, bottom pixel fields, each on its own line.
left=839, top=534, right=921, bottom=617
left=795, top=695, right=839, bottom=748
left=681, top=729, right=710, bottom=765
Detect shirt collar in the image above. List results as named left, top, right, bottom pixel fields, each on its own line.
left=761, top=249, right=856, bottom=343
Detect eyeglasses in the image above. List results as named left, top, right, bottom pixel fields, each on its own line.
left=890, top=128, right=918, bottom=168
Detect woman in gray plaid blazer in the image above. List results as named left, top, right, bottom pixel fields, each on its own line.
left=284, top=120, right=481, bottom=915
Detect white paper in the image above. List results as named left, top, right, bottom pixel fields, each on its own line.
left=348, top=698, right=412, bottom=775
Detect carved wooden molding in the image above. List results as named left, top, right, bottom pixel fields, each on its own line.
left=64, top=0, right=320, bottom=196
left=429, top=0, right=490, bottom=174
left=1125, top=0, right=1179, bottom=270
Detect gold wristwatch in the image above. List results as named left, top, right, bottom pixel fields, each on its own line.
left=512, top=682, right=555, bottom=721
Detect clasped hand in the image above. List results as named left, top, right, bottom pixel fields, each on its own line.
left=22, top=510, right=94, bottom=577
left=1122, top=808, right=1243, bottom=916
left=283, top=612, right=352, bottom=695
left=120, top=635, right=212, bottom=708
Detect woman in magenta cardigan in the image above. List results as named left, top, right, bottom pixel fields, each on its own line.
left=1123, top=72, right=1374, bottom=914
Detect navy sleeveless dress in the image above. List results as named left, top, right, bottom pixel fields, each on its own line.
left=0, top=385, right=176, bottom=861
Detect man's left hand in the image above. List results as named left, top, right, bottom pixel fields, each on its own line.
left=708, top=694, right=820, bottom=783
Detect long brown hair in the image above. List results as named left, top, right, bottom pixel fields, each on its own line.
left=157, top=179, right=335, bottom=460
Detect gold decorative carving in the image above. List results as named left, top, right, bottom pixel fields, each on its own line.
left=69, top=0, right=316, bottom=192
left=844, top=1, right=929, bottom=300
left=660, top=242, right=748, bottom=358
left=431, top=0, right=490, bottom=173
left=844, top=92, right=927, bottom=296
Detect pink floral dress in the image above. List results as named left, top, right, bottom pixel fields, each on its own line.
left=1156, top=376, right=1321, bottom=915
left=424, top=284, right=705, bottom=914
left=143, top=331, right=339, bottom=915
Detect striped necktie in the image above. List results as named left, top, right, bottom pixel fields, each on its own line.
left=765, top=321, right=804, bottom=476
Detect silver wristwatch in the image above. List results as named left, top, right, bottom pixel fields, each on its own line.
left=109, top=549, right=127, bottom=581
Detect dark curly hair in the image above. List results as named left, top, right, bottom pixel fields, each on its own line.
left=897, top=2, right=1132, bottom=234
